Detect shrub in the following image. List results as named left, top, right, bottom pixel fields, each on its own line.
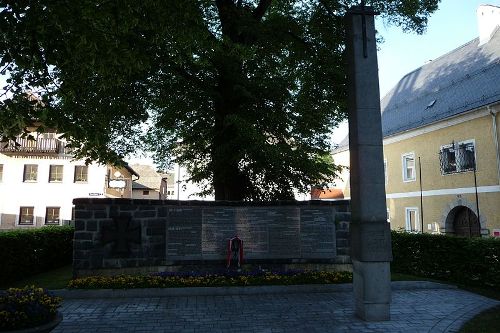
left=391, top=231, right=500, bottom=289
left=68, top=270, right=353, bottom=289
left=0, top=285, right=62, bottom=331
left=0, top=226, right=74, bottom=285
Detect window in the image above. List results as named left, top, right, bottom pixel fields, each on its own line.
left=427, top=222, right=439, bottom=233
left=74, top=166, right=88, bottom=182
left=49, top=165, right=64, bottom=182
left=45, top=207, right=60, bottom=225
left=143, top=190, right=150, bottom=196
left=439, top=140, right=476, bottom=175
left=405, top=208, right=419, bottom=232
left=0, top=164, right=3, bottom=182
left=19, top=207, right=34, bottom=225
left=402, top=153, right=416, bottom=182
left=23, top=164, right=38, bottom=182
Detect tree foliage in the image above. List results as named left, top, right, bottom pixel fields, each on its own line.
left=0, top=0, right=440, bottom=200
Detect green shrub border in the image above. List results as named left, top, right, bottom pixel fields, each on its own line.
left=0, top=226, right=74, bottom=285
left=391, top=231, right=500, bottom=289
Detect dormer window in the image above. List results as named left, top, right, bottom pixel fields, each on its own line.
left=426, top=99, right=436, bottom=109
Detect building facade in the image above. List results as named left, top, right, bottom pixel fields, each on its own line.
left=331, top=5, right=500, bottom=237
left=131, top=164, right=169, bottom=200
left=0, top=132, right=138, bottom=229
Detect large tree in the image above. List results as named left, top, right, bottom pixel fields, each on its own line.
left=0, top=0, right=439, bottom=200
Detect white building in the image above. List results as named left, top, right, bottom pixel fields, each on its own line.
left=131, top=164, right=168, bottom=200
left=0, top=133, right=138, bottom=229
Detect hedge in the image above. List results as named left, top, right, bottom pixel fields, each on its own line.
left=391, top=231, right=500, bottom=289
left=0, top=226, right=74, bottom=285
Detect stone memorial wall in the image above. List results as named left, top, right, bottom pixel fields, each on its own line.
left=73, top=199, right=351, bottom=276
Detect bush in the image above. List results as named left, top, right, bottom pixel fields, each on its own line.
left=68, top=270, right=353, bottom=289
left=0, top=285, right=62, bottom=331
left=391, top=231, right=500, bottom=289
left=0, top=226, right=74, bottom=285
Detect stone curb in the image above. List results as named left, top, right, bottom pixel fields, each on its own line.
left=51, top=281, right=455, bottom=299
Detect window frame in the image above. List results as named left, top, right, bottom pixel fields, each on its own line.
left=23, top=164, right=38, bottom=182
left=19, top=206, right=35, bottom=225
left=401, top=152, right=416, bottom=182
left=384, top=158, right=388, bottom=185
left=405, top=207, right=419, bottom=232
left=456, top=139, right=476, bottom=172
left=74, top=165, right=89, bottom=183
left=49, top=165, right=64, bottom=183
left=440, top=139, right=476, bottom=175
left=45, top=207, right=61, bottom=225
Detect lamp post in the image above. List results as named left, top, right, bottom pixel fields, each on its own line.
left=177, top=163, right=180, bottom=201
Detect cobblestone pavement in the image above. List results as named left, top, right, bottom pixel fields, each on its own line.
left=53, top=288, right=499, bottom=333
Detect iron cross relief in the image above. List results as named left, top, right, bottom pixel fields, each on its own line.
left=101, top=215, right=142, bottom=256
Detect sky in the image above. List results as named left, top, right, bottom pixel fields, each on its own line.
left=332, top=0, right=500, bottom=144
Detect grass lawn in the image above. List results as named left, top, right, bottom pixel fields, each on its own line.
left=459, top=305, right=500, bottom=333
left=1, top=265, right=73, bottom=290
left=457, top=285, right=500, bottom=333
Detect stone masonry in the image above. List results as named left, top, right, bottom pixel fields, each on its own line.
left=73, top=199, right=351, bottom=277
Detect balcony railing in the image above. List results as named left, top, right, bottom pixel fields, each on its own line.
left=0, top=137, right=63, bottom=155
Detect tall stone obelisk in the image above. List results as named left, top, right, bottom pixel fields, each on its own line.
left=345, top=4, right=392, bottom=321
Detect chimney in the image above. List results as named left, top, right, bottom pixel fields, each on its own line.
left=477, top=4, right=500, bottom=46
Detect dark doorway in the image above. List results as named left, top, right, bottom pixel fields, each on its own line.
left=451, top=206, right=480, bottom=237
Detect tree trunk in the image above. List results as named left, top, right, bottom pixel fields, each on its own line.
left=212, top=52, right=248, bottom=201
left=212, top=0, right=267, bottom=200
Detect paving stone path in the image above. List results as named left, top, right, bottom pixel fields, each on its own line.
left=53, top=286, right=498, bottom=333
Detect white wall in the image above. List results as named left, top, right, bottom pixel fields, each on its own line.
left=132, top=189, right=161, bottom=200
left=0, top=154, right=107, bottom=228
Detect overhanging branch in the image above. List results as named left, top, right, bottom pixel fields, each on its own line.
left=253, top=0, right=272, bottom=20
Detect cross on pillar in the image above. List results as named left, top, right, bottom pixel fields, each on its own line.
left=349, top=0, right=379, bottom=58
left=361, top=0, right=368, bottom=58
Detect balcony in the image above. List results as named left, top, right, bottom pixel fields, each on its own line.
left=0, top=137, right=64, bottom=155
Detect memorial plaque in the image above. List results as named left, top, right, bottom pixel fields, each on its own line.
left=350, top=221, right=392, bottom=262
left=300, top=208, right=336, bottom=258
left=267, top=207, right=301, bottom=257
left=234, top=208, right=269, bottom=255
left=167, top=207, right=202, bottom=259
left=202, top=208, right=235, bottom=256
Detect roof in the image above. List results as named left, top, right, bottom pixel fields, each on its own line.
left=334, top=27, right=500, bottom=153
left=131, top=164, right=163, bottom=190
left=123, top=164, right=139, bottom=177
left=333, top=135, right=350, bottom=153
left=311, top=188, right=344, bottom=200
left=381, top=28, right=500, bottom=137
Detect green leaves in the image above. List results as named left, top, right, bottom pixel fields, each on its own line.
left=0, top=0, right=440, bottom=200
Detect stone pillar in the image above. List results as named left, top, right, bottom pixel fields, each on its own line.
left=345, top=6, right=392, bottom=321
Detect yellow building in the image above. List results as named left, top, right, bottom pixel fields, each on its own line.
left=332, top=5, right=500, bottom=237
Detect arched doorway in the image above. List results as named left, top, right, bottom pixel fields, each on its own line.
left=446, top=206, right=480, bottom=237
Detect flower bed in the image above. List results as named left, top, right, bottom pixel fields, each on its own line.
left=0, top=286, right=62, bottom=331
left=68, top=270, right=353, bottom=289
